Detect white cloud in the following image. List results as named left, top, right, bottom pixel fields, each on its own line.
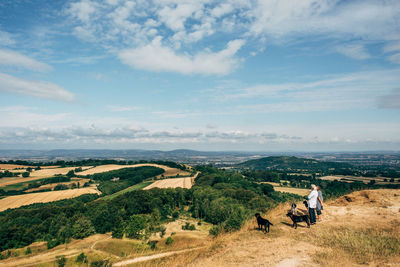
left=387, top=53, right=400, bottom=64
left=66, top=0, right=99, bottom=23
left=0, top=73, right=75, bottom=102
left=211, top=69, right=400, bottom=112
left=0, top=49, right=53, bottom=72
left=383, top=41, right=400, bottom=53
left=249, top=0, right=400, bottom=41
left=118, top=37, right=245, bottom=75
left=335, top=44, right=371, bottom=60
left=107, top=105, right=141, bottom=112
left=0, top=30, right=15, bottom=46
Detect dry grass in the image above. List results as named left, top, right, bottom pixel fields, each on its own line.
left=0, top=167, right=92, bottom=187
left=187, top=189, right=400, bottom=267
left=78, top=164, right=190, bottom=177
left=2, top=189, right=399, bottom=267
left=319, top=175, right=400, bottom=185
left=29, top=166, right=92, bottom=178
left=0, top=164, right=30, bottom=170
left=144, top=177, right=193, bottom=190
left=273, top=186, right=310, bottom=196
left=0, top=187, right=101, bottom=211
left=24, top=178, right=90, bottom=192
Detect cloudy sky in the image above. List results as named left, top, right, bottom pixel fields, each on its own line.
left=0, top=0, right=399, bottom=151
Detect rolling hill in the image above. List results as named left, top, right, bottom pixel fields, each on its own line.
left=237, top=156, right=352, bottom=172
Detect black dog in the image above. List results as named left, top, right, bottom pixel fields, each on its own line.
left=255, top=213, right=273, bottom=233
left=286, top=211, right=310, bottom=229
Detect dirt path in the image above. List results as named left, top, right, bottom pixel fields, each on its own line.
left=113, top=247, right=205, bottom=266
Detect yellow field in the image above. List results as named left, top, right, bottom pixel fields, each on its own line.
left=24, top=178, right=90, bottom=192
left=78, top=163, right=190, bottom=177
left=319, top=175, right=399, bottom=184
left=273, top=186, right=310, bottom=196
left=0, top=164, right=30, bottom=170
left=29, top=166, right=93, bottom=178
left=0, top=187, right=101, bottom=211
left=144, top=177, right=194, bottom=190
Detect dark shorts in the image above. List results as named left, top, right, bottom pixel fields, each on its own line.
left=316, top=209, right=322, bottom=215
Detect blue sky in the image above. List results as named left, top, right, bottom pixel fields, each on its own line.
left=0, top=0, right=399, bottom=151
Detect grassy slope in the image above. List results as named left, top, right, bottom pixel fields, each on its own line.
left=144, top=189, right=400, bottom=267
left=102, top=181, right=153, bottom=200
left=2, top=189, right=399, bottom=266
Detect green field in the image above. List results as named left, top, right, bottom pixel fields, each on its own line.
left=102, top=181, right=153, bottom=200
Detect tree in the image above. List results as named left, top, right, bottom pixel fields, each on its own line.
left=72, top=217, right=95, bottom=239
left=125, top=215, right=148, bottom=239
left=22, top=172, right=30, bottom=178
left=66, top=170, right=75, bottom=178
left=26, top=167, right=33, bottom=172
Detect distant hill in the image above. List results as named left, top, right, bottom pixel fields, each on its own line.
left=236, top=156, right=351, bottom=172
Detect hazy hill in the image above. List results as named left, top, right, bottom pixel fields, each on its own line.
left=237, top=156, right=351, bottom=172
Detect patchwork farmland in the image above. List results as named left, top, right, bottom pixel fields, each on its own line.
left=0, top=187, right=101, bottom=211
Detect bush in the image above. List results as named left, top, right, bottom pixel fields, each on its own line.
left=112, top=225, right=124, bottom=239
left=148, top=240, right=158, bottom=250
left=165, top=236, right=174, bottom=245
left=209, top=225, right=223, bottom=237
left=90, top=259, right=111, bottom=267
left=56, top=256, right=66, bottom=267
left=172, top=210, right=179, bottom=219
left=47, top=239, right=60, bottom=249
left=76, top=252, right=87, bottom=263
left=22, top=172, right=30, bottom=178
left=160, top=226, right=167, bottom=238
left=54, top=184, right=68, bottom=191
left=182, top=222, right=196, bottom=230
left=25, top=247, right=32, bottom=255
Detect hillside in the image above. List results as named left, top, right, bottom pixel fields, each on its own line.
left=1, top=189, right=398, bottom=266
left=237, top=156, right=352, bottom=172
left=143, top=189, right=400, bottom=266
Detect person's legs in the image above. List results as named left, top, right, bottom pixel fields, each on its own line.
left=317, top=209, right=322, bottom=221
left=309, top=208, right=316, bottom=224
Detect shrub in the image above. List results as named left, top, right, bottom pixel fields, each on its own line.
left=25, top=247, right=32, bottom=255
left=182, top=222, right=196, bottom=230
left=90, top=259, right=111, bottom=267
left=148, top=240, right=158, bottom=250
left=76, top=252, right=87, bottom=263
left=172, top=211, right=179, bottom=219
left=56, top=256, right=66, bottom=267
left=209, top=225, right=223, bottom=237
left=160, top=225, right=167, bottom=238
left=112, top=226, right=124, bottom=239
left=47, top=239, right=60, bottom=249
left=165, top=237, right=174, bottom=245
left=22, top=172, right=30, bottom=178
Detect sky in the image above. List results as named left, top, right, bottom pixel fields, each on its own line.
left=0, top=0, right=399, bottom=151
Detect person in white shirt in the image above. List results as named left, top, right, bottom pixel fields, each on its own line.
left=308, top=184, right=318, bottom=225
